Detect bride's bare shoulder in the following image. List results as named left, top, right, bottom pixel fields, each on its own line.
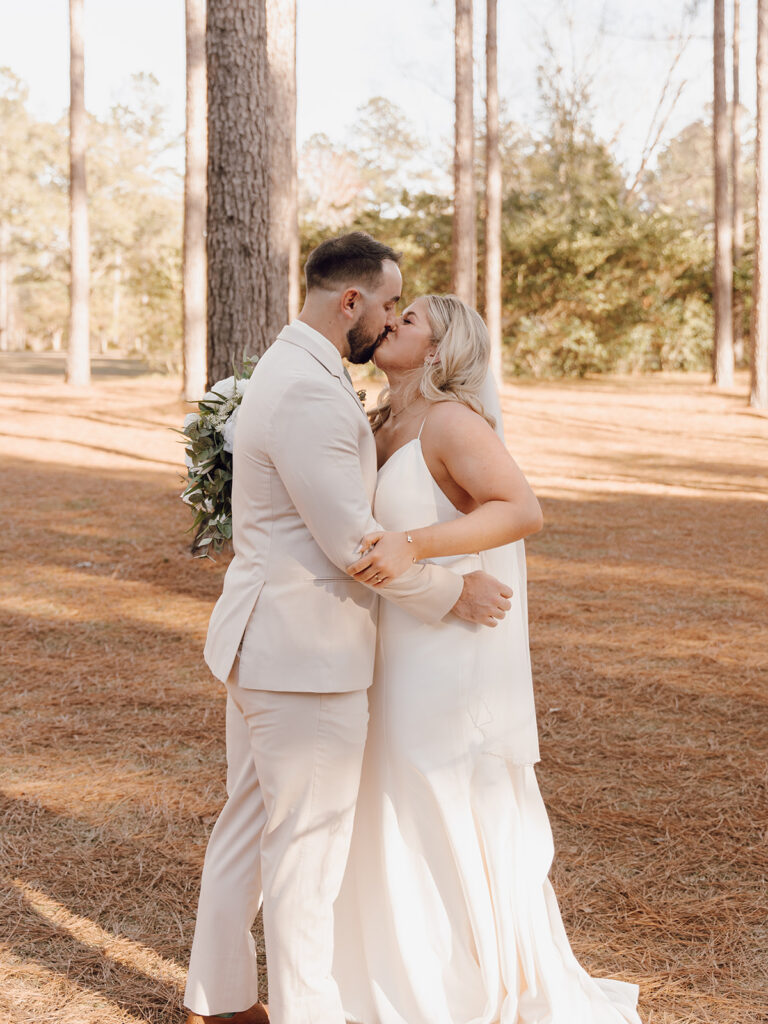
left=425, top=400, right=492, bottom=435
left=422, top=401, right=499, bottom=463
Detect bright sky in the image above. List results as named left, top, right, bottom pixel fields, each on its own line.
left=0, top=0, right=758, bottom=178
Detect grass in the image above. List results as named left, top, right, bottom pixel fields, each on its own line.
left=1, top=357, right=766, bottom=1023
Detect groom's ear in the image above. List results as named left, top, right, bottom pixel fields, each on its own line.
left=341, top=287, right=360, bottom=319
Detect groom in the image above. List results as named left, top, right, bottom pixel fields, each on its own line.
left=183, top=233, right=512, bottom=1024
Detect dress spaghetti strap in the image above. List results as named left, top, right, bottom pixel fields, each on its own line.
left=417, top=414, right=429, bottom=440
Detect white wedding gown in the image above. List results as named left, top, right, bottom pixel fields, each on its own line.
left=333, top=436, right=642, bottom=1024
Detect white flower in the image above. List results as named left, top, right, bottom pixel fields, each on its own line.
left=183, top=412, right=199, bottom=429
left=204, top=375, right=236, bottom=403
left=222, top=405, right=240, bottom=453
left=236, top=377, right=249, bottom=396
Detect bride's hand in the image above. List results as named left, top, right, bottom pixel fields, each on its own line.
left=346, top=531, right=416, bottom=585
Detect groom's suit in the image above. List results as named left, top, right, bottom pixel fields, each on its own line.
left=184, top=320, right=463, bottom=1024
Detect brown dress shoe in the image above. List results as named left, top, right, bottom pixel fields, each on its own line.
left=184, top=1003, right=269, bottom=1024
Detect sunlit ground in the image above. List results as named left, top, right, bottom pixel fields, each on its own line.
left=1, top=353, right=766, bottom=1023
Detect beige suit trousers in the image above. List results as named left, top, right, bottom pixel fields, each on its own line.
left=184, top=668, right=368, bottom=1023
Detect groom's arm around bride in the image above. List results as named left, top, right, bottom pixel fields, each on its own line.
left=203, top=244, right=511, bottom=695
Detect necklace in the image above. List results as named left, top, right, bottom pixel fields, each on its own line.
left=390, top=399, right=426, bottom=421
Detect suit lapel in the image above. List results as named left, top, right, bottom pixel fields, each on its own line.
left=339, top=366, right=369, bottom=415
left=277, top=322, right=370, bottom=424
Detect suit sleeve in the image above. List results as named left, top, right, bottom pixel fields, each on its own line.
left=267, top=375, right=463, bottom=624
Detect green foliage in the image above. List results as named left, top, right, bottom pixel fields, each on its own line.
left=181, top=361, right=257, bottom=557
left=499, top=184, right=715, bottom=376
left=0, top=68, right=68, bottom=346
left=82, top=75, right=183, bottom=365
left=301, top=85, right=721, bottom=378
left=641, top=119, right=714, bottom=227
left=1, top=70, right=181, bottom=363
left=3, top=66, right=746, bottom=380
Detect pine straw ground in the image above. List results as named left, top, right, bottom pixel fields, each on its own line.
left=0, top=353, right=766, bottom=1024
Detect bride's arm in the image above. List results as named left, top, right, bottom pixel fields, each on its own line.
left=347, top=402, right=543, bottom=585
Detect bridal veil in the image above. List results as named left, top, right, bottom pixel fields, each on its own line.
left=474, top=369, right=540, bottom=765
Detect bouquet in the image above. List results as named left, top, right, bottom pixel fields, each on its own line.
left=180, top=359, right=257, bottom=557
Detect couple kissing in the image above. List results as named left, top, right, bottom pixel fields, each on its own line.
left=183, top=232, right=642, bottom=1024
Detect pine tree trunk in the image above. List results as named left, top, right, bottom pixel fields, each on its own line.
left=0, top=222, right=9, bottom=352
left=751, top=0, right=768, bottom=409
left=206, top=0, right=297, bottom=386
left=452, top=0, right=476, bottom=306
left=484, top=0, right=502, bottom=379
left=733, top=0, right=745, bottom=363
left=112, top=250, right=122, bottom=349
left=266, top=0, right=299, bottom=322
left=183, top=0, right=208, bottom=400
left=713, top=0, right=734, bottom=387
left=67, top=0, right=90, bottom=387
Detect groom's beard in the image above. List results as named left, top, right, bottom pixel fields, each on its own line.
left=347, top=317, right=388, bottom=364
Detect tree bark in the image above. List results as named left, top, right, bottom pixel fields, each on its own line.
left=733, top=0, right=745, bottom=363
left=266, top=0, right=299, bottom=322
left=183, top=0, right=208, bottom=400
left=0, top=222, right=9, bottom=352
left=713, top=0, right=734, bottom=387
left=67, top=0, right=90, bottom=387
left=206, top=0, right=297, bottom=386
left=484, top=0, right=502, bottom=379
left=452, top=0, right=476, bottom=306
left=112, top=249, right=122, bottom=350
left=751, top=0, right=768, bottom=409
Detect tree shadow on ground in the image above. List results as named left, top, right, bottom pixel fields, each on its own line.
left=2, top=439, right=767, bottom=1021
left=0, top=352, right=154, bottom=379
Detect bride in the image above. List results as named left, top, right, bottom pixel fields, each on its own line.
left=334, top=295, right=642, bottom=1024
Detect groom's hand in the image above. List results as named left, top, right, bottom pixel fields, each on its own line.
left=451, top=571, right=513, bottom=627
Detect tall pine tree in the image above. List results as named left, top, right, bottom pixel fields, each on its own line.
left=484, top=0, right=502, bottom=378
left=713, top=0, right=734, bottom=387
left=751, top=0, right=768, bottom=408
left=206, top=0, right=297, bottom=384
left=452, top=0, right=476, bottom=306
left=183, top=0, right=207, bottom=400
left=67, top=0, right=90, bottom=386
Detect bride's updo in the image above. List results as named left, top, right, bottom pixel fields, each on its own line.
left=370, top=293, right=495, bottom=431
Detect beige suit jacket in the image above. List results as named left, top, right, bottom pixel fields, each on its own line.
left=203, top=320, right=464, bottom=691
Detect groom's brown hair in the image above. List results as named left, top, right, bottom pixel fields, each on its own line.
left=305, top=232, right=400, bottom=291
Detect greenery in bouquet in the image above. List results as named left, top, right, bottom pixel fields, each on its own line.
left=180, top=359, right=258, bottom=557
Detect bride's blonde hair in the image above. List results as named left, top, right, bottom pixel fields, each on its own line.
left=369, top=294, right=495, bottom=432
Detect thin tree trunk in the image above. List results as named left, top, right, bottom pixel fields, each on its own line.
left=452, top=0, right=476, bottom=306
left=183, top=0, right=208, bottom=400
left=266, top=0, right=299, bottom=323
left=484, top=0, right=502, bottom=379
left=67, top=0, right=90, bottom=387
left=713, top=0, right=734, bottom=386
left=0, top=222, right=9, bottom=352
left=751, top=0, right=768, bottom=408
left=112, top=250, right=122, bottom=350
left=733, top=0, right=745, bottom=363
left=206, top=0, right=297, bottom=385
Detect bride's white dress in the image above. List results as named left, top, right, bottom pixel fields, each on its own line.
left=333, top=437, right=642, bottom=1024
